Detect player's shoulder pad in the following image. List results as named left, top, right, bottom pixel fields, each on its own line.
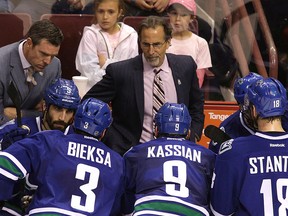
left=219, top=139, right=234, bottom=155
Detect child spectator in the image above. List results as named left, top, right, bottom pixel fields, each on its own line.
left=76, top=0, right=139, bottom=89
left=166, top=0, right=211, bottom=87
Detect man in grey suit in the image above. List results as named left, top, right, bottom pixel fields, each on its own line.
left=0, top=19, right=64, bottom=125
left=83, top=16, right=204, bottom=155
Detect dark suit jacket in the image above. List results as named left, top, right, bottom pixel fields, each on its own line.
left=0, top=42, right=62, bottom=125
left=83, top=53, right=204, bottom=155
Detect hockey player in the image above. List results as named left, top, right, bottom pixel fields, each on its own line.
left=124, top=102, right=216, bottom=215
left=0, top=78, right=81, bottom=216
left=0, top=78, right=81, bottom=150
left=208, top=72, right=263, bottom=153
left=0, top=98, right=124, bottom=215
left=210, top=77, right=288, bottom=215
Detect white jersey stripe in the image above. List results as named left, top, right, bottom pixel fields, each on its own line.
left=0, top=167, right=18, bottom=180
left=210, top=203, right=234, bottom=216
left=25, top=173, right=38, bottom=190
left=29, top=207, right=87, bottom=216
left=255, top=132, right=288, bottom=140
left=2, top=207, right=22, bottom=216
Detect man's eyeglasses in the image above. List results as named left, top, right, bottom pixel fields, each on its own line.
left=141, top=41, right=166, bottom=49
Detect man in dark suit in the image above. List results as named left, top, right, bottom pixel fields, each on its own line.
left=83, top=16, right=204, bottom=155
left=0, top=19, right=63, bottom=125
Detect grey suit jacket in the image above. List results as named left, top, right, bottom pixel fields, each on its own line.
left=84, top=53, right=204, bottom=155
left=0, top=41, right=62, bottom=125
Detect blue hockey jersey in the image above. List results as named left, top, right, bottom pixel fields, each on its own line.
left=124, top=137, right=216, bottom=216
left=0, top=116, right=75, bottom=216
left=210, top=132, right=288, bottom=215
left=0, top=130, right=125, bottom=216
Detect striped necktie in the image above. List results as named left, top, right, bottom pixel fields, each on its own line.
left=152, top=68, right=165, bottom=120
left=26, top=67, right=37, bottom=90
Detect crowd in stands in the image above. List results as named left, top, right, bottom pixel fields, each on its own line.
left=0, top=0, right=240, bottom=101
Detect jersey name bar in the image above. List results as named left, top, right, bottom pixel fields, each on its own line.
left=67, top=142, right=111, bottom=167
left=249, top=155, right=288, bottom=174
left=147, top=145, right=201, bottom=163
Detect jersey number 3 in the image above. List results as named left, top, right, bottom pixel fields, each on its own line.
left=71, top=163, right=100, bottom=213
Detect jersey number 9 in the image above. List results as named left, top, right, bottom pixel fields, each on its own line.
left=163, top=160, right=189, bottom=198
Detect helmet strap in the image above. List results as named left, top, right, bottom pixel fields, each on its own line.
left=98, top=129, right=107, bottom=141
left=41, top=105, right=52, bottom=131
left=154, top=126, right=159, bottom=138
left=185, top=129, right=191, bottom=140
left=251, top=105, right=259, bottom=131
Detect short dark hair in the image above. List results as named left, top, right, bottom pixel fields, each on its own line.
left=138, top=16, right=172, bottom=42
left=26, top=19, right=64, bottom=47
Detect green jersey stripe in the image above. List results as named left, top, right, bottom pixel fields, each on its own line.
left=135, top=201, right=205, bottom=216
left=0, top=157, right=24, bottom=179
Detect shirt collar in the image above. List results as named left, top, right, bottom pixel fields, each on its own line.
left=142, top=54, right=169, bottom=73
left=18, top=40, right=31, bottom=70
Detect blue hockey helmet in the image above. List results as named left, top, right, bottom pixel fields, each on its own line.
left=155, top=102, right=191, bottom=135
left=44, top=78, right=81, bottom=110
left=245, top=77, right=287, bottom=118
left=73, top=98, right=112, bottom=138
left=234, top=72, right=263, bottom=104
